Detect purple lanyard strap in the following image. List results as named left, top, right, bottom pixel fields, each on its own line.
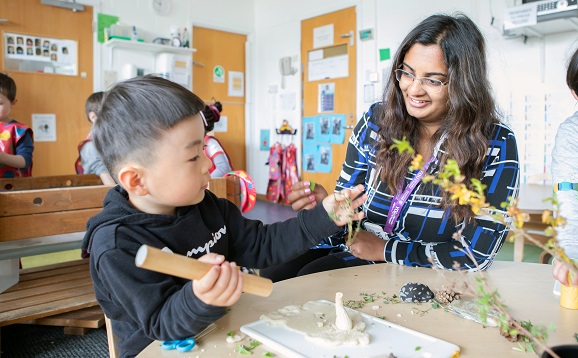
left=384, top=156, right=436, bottom=233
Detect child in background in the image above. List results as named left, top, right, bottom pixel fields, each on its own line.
left=202, top=101, right=233, bottom=178
left=81, top=75, right=366, bottom=357
left=551, top=47, right=578, bottom=290
left=75, top=91, right=115, bottom=185
left=0, top=73, right=33, bottom=178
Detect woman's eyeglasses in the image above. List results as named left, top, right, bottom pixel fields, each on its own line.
left=394, top=69, right=447, bottom=94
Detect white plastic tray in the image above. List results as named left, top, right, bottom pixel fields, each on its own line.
left=240, top=300, right=460, bottom=358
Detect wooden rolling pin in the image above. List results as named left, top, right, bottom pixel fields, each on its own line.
left=135, top=245, right=273, bottom=297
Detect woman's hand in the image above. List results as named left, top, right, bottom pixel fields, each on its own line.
left=349, top=230, right=386, bottom=261
left=287, top=181, right=328, bottom=211
left=552, top=259, right=578, bottom=287
left=192, top=253, right=243, bottom=307
left=321, top=184, right=366, bottom=226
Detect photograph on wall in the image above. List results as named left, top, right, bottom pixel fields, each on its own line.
left=318, top=144, right=332, bottom=173
left=303, top=145, right=318, bottom=173
left=318, top=116, right=331, bottom=143
left=302, top=116, right=318, bottom=145
left=330, top=114, right=346, bottom=143
left=3, top=32, right=78, bottom=76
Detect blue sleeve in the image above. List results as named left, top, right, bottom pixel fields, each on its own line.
left=15, top=130, right=34, bottom=169
left=334, top=104, right=380, bottom=192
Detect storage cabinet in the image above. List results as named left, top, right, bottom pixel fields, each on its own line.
left=104, top=39, right=196, bottom=90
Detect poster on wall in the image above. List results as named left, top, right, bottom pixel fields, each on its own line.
left=228, top=71, right=244, bottom=97
left=318, top=83, right=335, bottom=112
left=32, top=114, right=57, bottom=142
left=3, top=32, right=78, bottom=76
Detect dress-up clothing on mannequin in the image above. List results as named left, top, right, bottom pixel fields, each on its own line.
left=266, top=142, right=299, bottom=204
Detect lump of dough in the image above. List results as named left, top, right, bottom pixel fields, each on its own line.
left=334, top=292, right=353, bottom=331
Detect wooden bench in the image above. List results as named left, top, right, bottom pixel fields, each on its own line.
left=0, top=174, right=110, bottom=335
left=0, top=174, right=242, bottom=354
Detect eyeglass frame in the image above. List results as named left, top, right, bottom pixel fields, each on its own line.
left=394, top=68, right=448, bottom=94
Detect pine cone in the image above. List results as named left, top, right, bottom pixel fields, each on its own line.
left=434, top=286, right=460, bottom=304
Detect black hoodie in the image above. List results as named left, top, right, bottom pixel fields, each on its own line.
left=83, top=186, right=339, bottom=357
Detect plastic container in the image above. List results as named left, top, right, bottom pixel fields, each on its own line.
left=560, top=283, right=578, bottom=309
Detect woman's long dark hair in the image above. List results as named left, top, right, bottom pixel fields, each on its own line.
left=375, top=13, right=500, bottom=222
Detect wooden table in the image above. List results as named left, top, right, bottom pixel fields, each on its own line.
left=138, top=262, right=577, bottom=357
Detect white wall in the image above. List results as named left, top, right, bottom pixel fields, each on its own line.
left=89, top=0, right=255, bottom=91
left=84, top=0, right=578, bottom=194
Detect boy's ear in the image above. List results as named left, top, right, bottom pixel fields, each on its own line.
left=88, top=111, right=97, bottom=124
left=11, top=99, right=17, bottom=106
left=572, top=89, right=578, bottom=101
left=118, top=165, right=149, bottom=197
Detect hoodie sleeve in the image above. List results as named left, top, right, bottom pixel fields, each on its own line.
left=216, top=195, right=342, bottom=269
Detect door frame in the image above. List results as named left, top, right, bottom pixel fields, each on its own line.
left=191, top=22, right=255, bottom=173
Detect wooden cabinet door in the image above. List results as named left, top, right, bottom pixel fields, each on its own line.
left=192, top=27, right=246, bottom=171
left=1, top=0, right=94, bottom=176
left=301, top=7, right=357, bottom=192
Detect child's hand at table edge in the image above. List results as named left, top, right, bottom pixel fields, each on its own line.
left=192, top=253, right=243, bottom=307
left=322, top=184, right=367, bottom=226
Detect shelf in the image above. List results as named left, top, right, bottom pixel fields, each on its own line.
left=104, top=39, right=196, bottom=55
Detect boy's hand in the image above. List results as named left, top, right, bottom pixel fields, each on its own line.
left=287, top=181, right=328, bottom=211
left=322, top=184, right=367, bottom=226
left=192, top=253, right=243, bottom=307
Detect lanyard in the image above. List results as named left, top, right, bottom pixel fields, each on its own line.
left=384, top=156, right=436, bottom=233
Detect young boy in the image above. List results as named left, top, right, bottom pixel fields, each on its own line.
left=0, top=73, right=33, bottom=178
left=81, top=75, right=366, bottom=358
left=75, top=91, right=116, bottom=185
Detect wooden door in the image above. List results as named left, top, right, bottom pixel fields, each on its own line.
left=192, top=27, right=246, bottom=171
left=0, top=0, right=94, bottom=177
left=301, top=7, right=356, bottom=192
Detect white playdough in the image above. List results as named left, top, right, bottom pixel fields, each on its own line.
left=260, top=300, right=369, bottom=346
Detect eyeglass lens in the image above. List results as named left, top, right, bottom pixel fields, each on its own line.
left=395, top=69, right=445, bottom=93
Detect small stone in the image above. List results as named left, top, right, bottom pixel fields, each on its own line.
left=399, top=282, right=434, bottom=303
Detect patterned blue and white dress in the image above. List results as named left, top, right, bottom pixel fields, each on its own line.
left=321, top=103, right=520, bottom=271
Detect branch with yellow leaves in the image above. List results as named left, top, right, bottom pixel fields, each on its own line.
left=390, top=137, right=577, bottom=357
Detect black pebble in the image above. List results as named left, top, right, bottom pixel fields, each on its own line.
left=399, top=282, right=434, bottom=303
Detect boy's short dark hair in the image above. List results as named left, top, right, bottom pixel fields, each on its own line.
left=0, top=73, right=17, bottom=102
left=85, top=91, right=104, bottom=122
left=94, top=75, right=205, bottom=179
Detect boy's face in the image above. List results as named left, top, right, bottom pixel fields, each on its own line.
left=136, top=114, right=212, bottom=214
left=0, top=93, right=16, bottom=123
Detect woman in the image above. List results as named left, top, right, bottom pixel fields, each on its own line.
left=260, top=13, right=520, bottom=282
left=551, top=47, right=578, bottom=290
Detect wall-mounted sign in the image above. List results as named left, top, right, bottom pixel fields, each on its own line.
left=359, top=28, right=374, bottom=41
left=213, top=65, right=225, bottom=83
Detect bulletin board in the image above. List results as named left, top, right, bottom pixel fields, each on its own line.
left=302, top=114, right=346, bottom=173
left=3, top=32, right=78, bottom=76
